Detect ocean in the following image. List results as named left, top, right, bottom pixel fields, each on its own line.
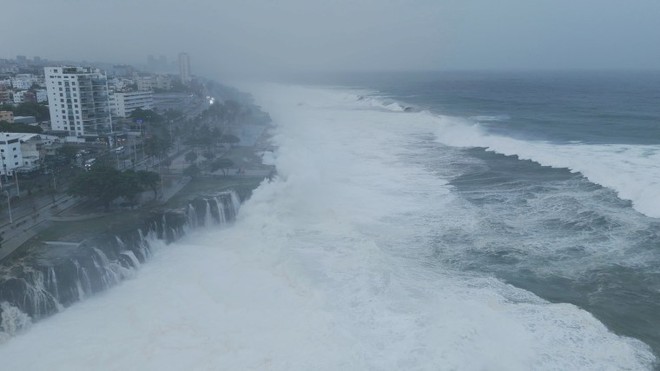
left=1, top=71, right=659, bottom=370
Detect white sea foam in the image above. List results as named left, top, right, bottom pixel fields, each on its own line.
left=422, top=111, right=660, bottom=218
left=0, top=84, right=654, bottom=370
left=469, top=114, right=511, bottom=122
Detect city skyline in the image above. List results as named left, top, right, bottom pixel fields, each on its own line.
left=1, top=0, right=660, bottom=79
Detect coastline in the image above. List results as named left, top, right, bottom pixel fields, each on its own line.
left=0, top=82, right=276, bottom=340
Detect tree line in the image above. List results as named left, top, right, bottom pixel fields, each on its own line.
left=68, top=165, right=160, bottom=211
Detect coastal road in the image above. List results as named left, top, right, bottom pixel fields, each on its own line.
left=0, top=195, right=78, bottom=260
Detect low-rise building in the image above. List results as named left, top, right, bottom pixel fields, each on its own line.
left=0, top=88, right=10, bottom=104
left=0, top=111, right=13, bottom=123
left=0, top=133, right=24, bottom=175
left=155, top=75, right=172, bottom=90
left=137, top=75, right=172, bottom=91
left=19, top=133, right=59, bottom=171
left=111, top=90, right=154, bottom=117
left=35, top=89, right=48, bottom=103
left=13, top=90, right=27, bottom=104
left=109, top=77, right=135, bottom=92
left=14, top=116, right=36, bottom=124
left=137, top=76, right=155, bottom=91
left=11, top=74, right=38, bottom=90
left=0, top=133, right=60, bottom=174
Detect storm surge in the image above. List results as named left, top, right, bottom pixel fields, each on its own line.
left=428, top=112, right=660, bottom=219
left=0, top=85, right=654, bottom=370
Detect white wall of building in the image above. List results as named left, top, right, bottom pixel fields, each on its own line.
left=45, top=66, right=112, bottom=137
left=0, top=133, right=24, bottom=175
left=11, top=74, right=38, bottom=90
left=35, top=89, right=48, bottom=103
left=111, top=90, right=154, bottom=117
left=12, top=90, right=27, bottom=104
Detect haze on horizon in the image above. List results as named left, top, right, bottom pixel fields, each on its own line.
left=2, top=0, right=660, bottom=79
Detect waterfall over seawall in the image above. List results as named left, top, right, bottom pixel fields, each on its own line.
left=0, top=191, right=241, bottom=341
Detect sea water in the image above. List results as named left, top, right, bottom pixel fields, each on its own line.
left=0, top=72, right=658, bottom=370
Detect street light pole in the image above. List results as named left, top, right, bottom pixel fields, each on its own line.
left=13, top=170, right=19, bottom=196
left=4, top=190, right=12, bottom=224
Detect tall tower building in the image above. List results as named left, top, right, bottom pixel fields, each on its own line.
left=45, top=66, right=113, bottom=137
left=178, top=52, right=191, bottom=84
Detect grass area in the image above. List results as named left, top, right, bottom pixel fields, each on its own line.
left=165, top=175, right=265, bottom=208
left=36, top=209, right=152, bottom=242
left=222, top=146, right=272, bottom=170
left=18, top=140, right=272, bottom=248
left=29, top=174, right=264, bottom=245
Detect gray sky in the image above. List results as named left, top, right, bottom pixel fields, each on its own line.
left=2, top=0, right=660, bottom=78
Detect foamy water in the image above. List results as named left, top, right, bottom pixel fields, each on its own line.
left=0, top=84, right=654, bottom=370
left=427, top=114, right=660, bottom=219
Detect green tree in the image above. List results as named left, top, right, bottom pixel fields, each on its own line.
left=68, top=167, right=156, bottom=210
left=210, top=158, right=234, bottom=176
left=202, top=151, right=215, bottom=161
left=185, top=150, right=198, bottom=164
left=136, top=170, right=160, bottom=199
left=0, top=121, right=43, bottom=133
left=183, top=164, right=200, bottom=178
left=68, top=166, right=126, bottom=211
left=57, top=145, right=79, bottom=165
left=144, top=136, right=170, bottom=159
left=161, top=157, right=172, bottom=169
left=131, top=108, right=163, bottom=123
left=12, top=102, right=50, bottom=121
left=219, top=134, right=240, bottom=146
left=117, top=169, right=142, bottom=203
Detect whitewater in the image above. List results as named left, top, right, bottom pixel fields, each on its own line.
left=0, top=84, right=654, bottom=370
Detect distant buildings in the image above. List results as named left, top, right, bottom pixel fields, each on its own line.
left=11, top=74, right=39, bottom=90
left=111, top=90, right=154, bottom=118
left=137, top=74, right=173, bottom=91
left=178, top=52, right=191, bottom=84
left=45, top=66, right=113, bottom=137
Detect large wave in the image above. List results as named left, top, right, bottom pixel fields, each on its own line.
left=346, top=88, right=660, bottom=219
left=420, top=108, right=660, bottom=219
left=0, top=84, right=653, bottom=370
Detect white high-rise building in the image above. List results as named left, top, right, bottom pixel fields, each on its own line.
left=178, top=53, right=191, bottom=84
left=45, top=66, right=113, bottom=137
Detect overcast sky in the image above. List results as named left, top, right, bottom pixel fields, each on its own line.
left=2, top=0, right=660, bottom=78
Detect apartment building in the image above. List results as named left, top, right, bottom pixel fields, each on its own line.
left=45, top=66, right=113, bottom=137
left=110, top=90, right=154, bottom=117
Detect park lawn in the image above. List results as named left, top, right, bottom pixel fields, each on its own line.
left=36, top=209, right=152, bottom=243
left=165, top=175, right=265, bottom=209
